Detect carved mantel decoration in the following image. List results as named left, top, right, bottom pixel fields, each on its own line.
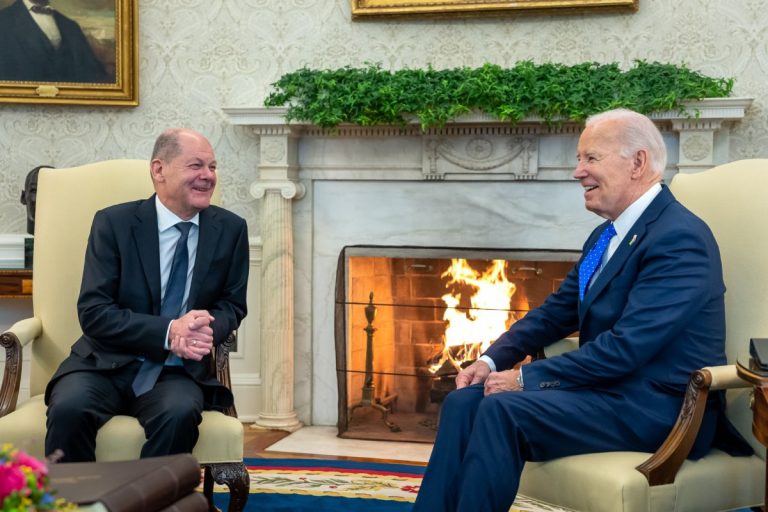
left=224, top=97, right=751, bottom=428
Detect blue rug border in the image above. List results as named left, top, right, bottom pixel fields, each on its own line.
left=215, top=458, right=425, bottom=511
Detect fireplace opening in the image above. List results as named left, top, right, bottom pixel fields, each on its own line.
left=335, top=245, right=579, bottom=443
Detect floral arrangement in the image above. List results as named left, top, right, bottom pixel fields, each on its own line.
left=0, top=444, right=74, bottom=511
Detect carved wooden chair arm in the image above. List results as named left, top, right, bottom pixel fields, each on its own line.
left=0, top=317, right=42, bottom=417
left=211, top=330, right=238, bottom=418
left=635, top=364, right=751, bottom=486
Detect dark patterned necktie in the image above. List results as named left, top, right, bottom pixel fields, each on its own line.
left=578, top=223, right=616, bottom=301
left=132, top=222, right=193, bottom=397
left=30, top=4, right=54, bottom=14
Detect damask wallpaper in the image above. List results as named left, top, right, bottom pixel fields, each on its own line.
left=0, top=0, right=766, bottom=235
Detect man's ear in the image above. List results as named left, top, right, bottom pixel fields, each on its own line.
left=150, top=159, right=164, bottom=182
left=631, top=149, right=649, bottom=179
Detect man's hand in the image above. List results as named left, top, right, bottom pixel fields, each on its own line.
left=456, top=360, right=492, bottom=389
left=169, top=310, right=215, bottom=360
left=171, top=336, right=212, bottom=361
left=484, top=368, right=523, bottom=396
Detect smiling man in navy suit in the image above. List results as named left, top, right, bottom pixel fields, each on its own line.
left=44, top=128, right=249, bottom=462
left=413, top=108, right=746, bottom=512
left=0, top=0, right=109, bottom=83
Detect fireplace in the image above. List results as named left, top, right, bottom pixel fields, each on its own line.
left=224, top=99, right=750, bottom=429
left=335, top=245, right=579, bottom=442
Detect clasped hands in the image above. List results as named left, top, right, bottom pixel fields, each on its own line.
left=169, top=310, right=215, bottom=360
left=456, top=360, right=523, bottom=395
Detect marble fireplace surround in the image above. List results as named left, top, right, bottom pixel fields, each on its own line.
left=224, top=98, right=751, bottom=429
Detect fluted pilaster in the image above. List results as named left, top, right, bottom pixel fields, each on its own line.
left=250, top=131, right=304, bottom=431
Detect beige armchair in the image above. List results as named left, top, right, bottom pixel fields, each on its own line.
left=0, top=161, right=249, bottom=511
left=517, top=159, right=767, bottom=511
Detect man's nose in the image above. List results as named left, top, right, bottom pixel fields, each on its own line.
left=573, top=163, right=587, bottom=180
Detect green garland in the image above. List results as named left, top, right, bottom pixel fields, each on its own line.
left=264, top=61, right=733, bottom=129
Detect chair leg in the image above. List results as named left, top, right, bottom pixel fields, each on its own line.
left=202, top=462, right=250, bottom=512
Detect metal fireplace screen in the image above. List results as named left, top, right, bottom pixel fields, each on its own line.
left=335, top=245, right=579, bottom=443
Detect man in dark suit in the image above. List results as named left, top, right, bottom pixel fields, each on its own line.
left=413, top=109, right=743, bottom=511
left=44, top=128, right=249, bottom=462
left=0, top=0, right=109, bottom=83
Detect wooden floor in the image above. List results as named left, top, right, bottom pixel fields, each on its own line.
left=242, top=424, right=290, bottom=458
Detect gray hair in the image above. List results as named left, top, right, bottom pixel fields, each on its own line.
left=585, top=109, right=667, bottom=176
left=151, top=128, right=185, bottom=162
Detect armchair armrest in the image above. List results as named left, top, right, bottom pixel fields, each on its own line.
left=705, top=364, right=748, bottom=390
left=542, top=337, right=579, bottom=358
left=211, top=331, right=238, bottom=418
left=635, top=364, right=751, bottom=485
left=0, top=317, right=42, bottom=417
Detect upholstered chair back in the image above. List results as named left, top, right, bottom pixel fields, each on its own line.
left=670, top=158, right=768, bottom=453
left=30, top=160, right=153, bottom=396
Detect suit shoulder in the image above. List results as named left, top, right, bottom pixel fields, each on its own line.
left=653, top=199, right=719, bottom=249
left=666, top=199, right=712, bottom=230
left=207, top=205, right=246, bottom=226
left=96, top=199, right=146, bottom=219
left=0, top=3, right=18, bottom=25
left=53, top=11, right=86, bottom=31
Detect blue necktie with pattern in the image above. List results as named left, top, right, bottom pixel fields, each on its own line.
left=132, top=222, right=193, bottom=397
left=578, top=223, right=616, bottom=301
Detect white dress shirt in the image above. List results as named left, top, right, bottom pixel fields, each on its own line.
left=156, top=196, right=199, bottom=352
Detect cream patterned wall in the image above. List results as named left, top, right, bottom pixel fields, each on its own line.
left=0, top=0, right=766, bottom=234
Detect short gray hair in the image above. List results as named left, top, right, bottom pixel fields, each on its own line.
left=585, top=109, right=667, bottom=176
left=151, top=128, right=184, bottom=162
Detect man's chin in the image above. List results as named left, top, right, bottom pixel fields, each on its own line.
left=190, top=193, right=213, bottom=209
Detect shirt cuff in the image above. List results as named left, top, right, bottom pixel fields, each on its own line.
left=478, top=354, right=497, bottom=372
left=164, top=320, right=173, bottom=350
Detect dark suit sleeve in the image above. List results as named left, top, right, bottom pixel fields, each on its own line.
left=205, top=217, right=249, bottom=346
left=77, top=210, right=170, bottom=361
left=483, top=263, right=581, bottom=369
left=522, top=222, right=722, bottom=390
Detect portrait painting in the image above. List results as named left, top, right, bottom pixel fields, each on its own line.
left=351, top=0, right=639, bottom=19
left=0, top=0, right=137, bottom=106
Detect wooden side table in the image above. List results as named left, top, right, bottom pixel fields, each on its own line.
left=0, top=269, right=32, bottom=298
left=736, top=356, right=768, bottom=510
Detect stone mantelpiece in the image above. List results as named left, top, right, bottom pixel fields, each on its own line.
left=225, top=98, right=751, bottom=427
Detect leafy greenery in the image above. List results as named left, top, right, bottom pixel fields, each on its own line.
left=264, top=61, right=733, bottom=129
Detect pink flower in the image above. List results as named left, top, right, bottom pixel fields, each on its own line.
left=0, top=464, right=26, bottom=500
left=14, top=451, right=47, bottom=478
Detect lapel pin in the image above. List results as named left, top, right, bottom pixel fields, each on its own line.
left=628, top=234, right=638, bottom=246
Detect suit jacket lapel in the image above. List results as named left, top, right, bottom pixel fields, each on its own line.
left=189, top=207, right=223, bottom=307
left=12, top=0, right=56, bottom=54
left=132, top=196, right=162, bottom=313
left=579, top=186, right=675, bottom=318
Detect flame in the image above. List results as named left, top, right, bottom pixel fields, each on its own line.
left=430, top=259, right=517, bottom=373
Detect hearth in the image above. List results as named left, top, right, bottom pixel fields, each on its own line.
left=335, top=245, right=578, bottom=442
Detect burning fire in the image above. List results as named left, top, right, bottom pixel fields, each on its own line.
left=430, top=259, right=518, bottom=374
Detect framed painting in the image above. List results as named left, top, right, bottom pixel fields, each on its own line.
left=351, top=0, right=638, bottom=19
left=0, top=0, right=138, bottom=106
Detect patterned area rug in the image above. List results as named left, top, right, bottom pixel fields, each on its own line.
left=210, top=458, right=573, bottom=511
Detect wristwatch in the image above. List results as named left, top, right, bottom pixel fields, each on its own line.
left=516, top=371, right=524, bottom=389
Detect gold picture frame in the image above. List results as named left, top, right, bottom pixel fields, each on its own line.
left=0, top=0, right=138, bottom=106
left=351, top=0, right=638, bottom=19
